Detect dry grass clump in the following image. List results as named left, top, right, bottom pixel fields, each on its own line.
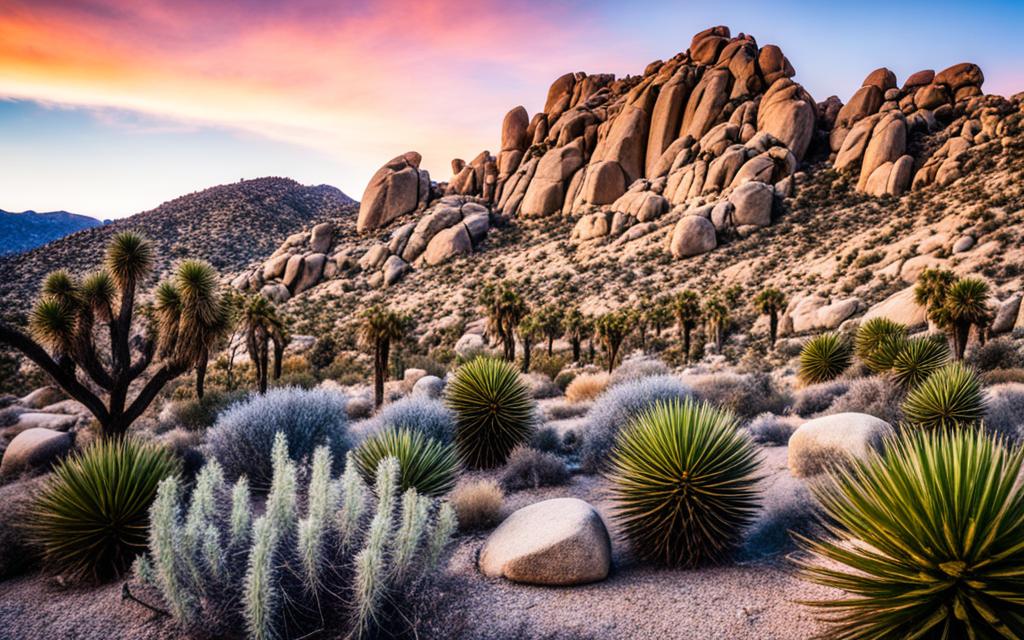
left=746, top=413, right=800, bottom=446
left=449, top=479, right=504, bottom=531
left=500, top=445, right=570, bottom=491
left=982, top=367, right=1024, bottom=385
left=565, top=372, right=611, bottom=403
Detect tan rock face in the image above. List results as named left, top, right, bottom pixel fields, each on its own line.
left=788, top=413, right=894, bottom=478
left=501, top=106, right=530, bottom=152
left=422, top=224, right=472, bottom=266
left=1, top=427, right=73, bottom=478
left=756, top=79, right=815, bottom=160
left=935, top=62, right=984, bottom=92
left=670, top=215, right=717, bottom=258
left=356, top=152, right=427, bottom=233
left=479, top=498, right=611, bottom=586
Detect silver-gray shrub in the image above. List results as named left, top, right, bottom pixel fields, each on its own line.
left=821, top=376, right=904, bottom=425
left=791, top=380, right=850, bottom=417
left=368, top=396, right=455, bottom=445
left=608, top=356, right=670, bottom=387
left=983, top=383, right=1024, bottom=443
left=140, top=432, right=456, bottom=640
left=205, top=387, right=351, bottom=490
left=746, top=413, right=798, bottom=446
left=579, top=375, right=692, bottom=473
left=688, top=371, right=792, bottom=420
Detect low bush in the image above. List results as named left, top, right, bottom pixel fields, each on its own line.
left=353, top=428, right=459, bottom=497
left=967, top=337, right=1023, bottom=371
left=543, top=401, right=590, bottom=421
left=606, top=398, right=761, bottom=567
left=368, top=396, right=455, bottom=445
left=449, top=479, right=504, bottom=531
left=530, top=353, right=568, bottom=380
left=521, top=372, right=561, bottom=399
left=689, top=371, right=791, bottom=420
left=796, top=428, right=1024, bottom=638
left=500, top=446, right=570, bottom=492
left=28, top=437, right=179, bottom=582
left=791, top=380, right=850, bottom=417
left=740, top=482, right=820, bottom=560
left=746, top=413, right=799, bottom=446
left=529, top=426, right=562, bottom=452
left=553, top=370, right=576, bottom=392
left=161, top=389, right=250, bottom=432
left=579, top=375, right=692, bottom=473
left=564, top=372, right=610, bottom=403
left=138, top=436, right=456, bottom=639
left=982, top=367, right=1024, bottom=385
left=824, top=376, right=905, bottom=425
left=609, top=356, right=670, bottom=387
left=206, top=387, right=352, bottom=490
left=902, top=362, right=986, bottom=430
left=983, top=383, right=1024, bottom=442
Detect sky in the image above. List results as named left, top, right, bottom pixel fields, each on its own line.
left=0, top=0, right=1022, bottom=219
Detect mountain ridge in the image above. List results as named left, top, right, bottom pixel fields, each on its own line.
left=0, top=209, right=105, bottom=256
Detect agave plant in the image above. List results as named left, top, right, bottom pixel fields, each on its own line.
left=445, top=356, right=536, bottom=469
left=354, top=428, right=459, bottom=496
left=799, top=333, right=852, bottom=384
left=889, top=335, right=950, bottom=388
left=605, top=397, right=761, bottom=567
left=902, top=361, right=986, bottom=429
left=795, top=428, right=1024, bottom=638
left=28, top=437, right=179, bottom=582
left=854, top=317, right=907, bottom=372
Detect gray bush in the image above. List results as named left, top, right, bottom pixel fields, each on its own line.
left=0, top=476, right=44, bottom=579
left=368, top=396, right=455, bottom=445
left=792, top=380, right=850, bottom=417
left=688, top=371, right=792, bottom=420
left=609, top=356, right=670, bottom=387
left=984, top=383, right=1024, bottom=443
left=206, top=387, right=351, bottom=490
left=822, top=376, right=904, bottom=425
left=740, top=482, right=821, bottom=560
left=500, top=446, right=570, bottom=492
left=968, top=338, right=1023, bottom=372
left=580, top=375, right=692, bottom=473
left=747, top=413, right=799, bottom=446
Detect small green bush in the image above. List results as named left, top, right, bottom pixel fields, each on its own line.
left=163, top=389, right=249, bottom=431
left=798, top=333, right=852, bottom=384
left=445, top=356, right=536, bottom=469
left=29, top=437, right=179, bottom=582
left=796, top=428, right=1024, bottom=638
left=902, top=362, right=986, bottom=429
left=353, top=428, right=459, bottom=497
left=605, top=398, right=761, bottom=567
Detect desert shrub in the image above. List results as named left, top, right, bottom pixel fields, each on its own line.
left=792, top=380, right=850, bottom=417
left=28, top=437, right=179, bottom=582
left=854, top=317, right=907, bottom=370
left=158, top=428, right=207, bottom=480
left=609, top=356, right=670, bottom=387
left=824, top=376, right=904, bottom=424
left=530, top=352, right=568, bottom=380
left=967, top=336, right=1023, bottom=371
left=553, top=369, right=576, bottom=391
left=500, top=445, right=570, bottom=492
left=688, top=371, right=791, bottom=420
left=902, top=362, right=986, bottom=430
left=982, top=367, right=1024, bottom=385
left=888, top=335, right=950, bottom=388
left=162, top=388, right=250, bottom=432
left=740, top=482, right=820, bottom=560
left=271, top=370, right=318, bottom=390
left=579, top=375, right=692, bottom=473
left=0, top=476, right=45, bottom=579
left=606, top=398, right=761, bottom=567
left=368, top=396, right=455, bottom=445
left=206, top=387, right=351, bottom=490
left=746, top=413, right=799, bottom=446
left=449, top=479, right=504, bottom=531
left=543, top=401, right=590, bottom=421
left=445, top=357, right=537, bottom=469
left=353, top=428, right=459, bottom=497
left=139, top=436, right=456, bottom=639
left=529, top=426, right=562, bottom=452
left=799, top=333, right=852, bottom=384
left=796, top=428, right=1024, bottom=638
left=565, top=372, right=610, bottom=403
left=521, top=372, right=561, bottom=399
left=983, top=383, right=1024, bottom=442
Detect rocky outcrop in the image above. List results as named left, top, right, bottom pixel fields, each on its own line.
left=357, top=152, right=431, bottom=233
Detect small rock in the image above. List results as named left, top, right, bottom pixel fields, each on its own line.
left=412, top=375, right=445, bottom=399
left=1, top=428, right=73, bottom=478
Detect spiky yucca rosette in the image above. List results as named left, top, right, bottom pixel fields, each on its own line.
left=902, top=361, right=986, bottom=429
left=354, top=427, right=459, bottom=497
left=799, top=333, right=852, bottom=384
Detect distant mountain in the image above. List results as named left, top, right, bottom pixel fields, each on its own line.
left=0, top=209, right=104, bottom=255
left=0, top=177, right=355, bottom=315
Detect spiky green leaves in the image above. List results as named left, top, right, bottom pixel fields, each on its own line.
left=153, top=260, right=229, bottom=367
left=80, top=271, right=116, bottom=318
left=795, top=428, right=1024, bottom=639
left=28, top=437, right=179, bottom=582
left=105, top=231, right=153, bottom=290
left=854, top=318, right=907, bottom=372
left=799, top=333, right=852, bottom=384
left=902, top=361, right=985, bottom=429
left=29, top=297, right=77, bottom=352
left=354, top=428, right=459, bottom=496
left=445, top=356, right=536, bottom=469
left=605, top=397, right=761, bottom=567
left=889, top=336, right=950, bottom=388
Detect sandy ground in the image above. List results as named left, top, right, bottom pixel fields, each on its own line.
left=0, top=447, right=837, bottom=640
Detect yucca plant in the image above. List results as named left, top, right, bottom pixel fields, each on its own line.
left=354, top=428, right=459, bottom=497
left=889, top=335, right=950, bottom=388
left=902, top=361, right=986, bottom=430
left=241, top=294, right=290, bottom=395
left=795, top=428, right=1024, bottom=638
left=799, top=333, right=852, bottom=384
left=28, top=437, right=179, bottom=582
left=854, top=317, right=907, bottom=372
left=935, top=277, right=994, bottom=360
left=753, top=287, right=786, bottom=347
left=605, top=397, right=761, bottom=567
left=445, top=356, right=536, bottom=469
left=358, top=305, right=413, bottom=408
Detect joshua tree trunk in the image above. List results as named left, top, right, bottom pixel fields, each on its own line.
left=588, top=337, right=595, bottom=362
left=547, top=337, right=554, bottom=356
left=521, top=340, right=532, bottom=373
left=571, top=337, right=581, bottom=363
left=373, top=337, right=390, bottom=408
left=953, top=322, right=970, bottom=360
left=682, top=326, right=692, bottom=364
left=272, top=340, right=284, bottom=380
left=195, top=350, right=208, bottom=399
left=769, top=311, right=779, bottom=347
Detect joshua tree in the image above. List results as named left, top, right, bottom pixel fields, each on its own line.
left=703, top=295, right=729, bottom=352
left=723, top=284, right=745, bottom=310
left=648, top=297, right=673, bottom=337
left=914, top=269, right=992, bottom=359
left=753, top=287, right=786, bottom=347
left=479, top=280, right=527, bottom=362
left=0, top=232, right=229, bottom=437
left=241, top=294, right=289, bottom=394
left=358, top=305, right=412, bottom=408
left=309, top=334, right=339, bottom=374
left=673, top=290, right=701, bottom=363
left=914, top=268, right=956, bottom=312
left=562, top=307, right=590, bottom=363
left=632, top=303, right=651, bottom=351
left=595, top=310, right=631, bottom=374
left=517, top=313, right=542, bottom=373
left=536, top=304, right=564, bottom=356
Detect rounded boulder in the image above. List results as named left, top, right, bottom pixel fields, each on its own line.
left=788, top=413, right=894, bottom=478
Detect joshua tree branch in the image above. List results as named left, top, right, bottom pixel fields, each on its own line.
left=122, top=362, right=185, bottom=427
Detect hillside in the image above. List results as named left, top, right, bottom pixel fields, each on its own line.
left=0, top=209, right=104, bottom=256
left=0, top=177, right=355, bottom=316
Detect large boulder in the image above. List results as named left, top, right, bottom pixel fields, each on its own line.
left=756, top=78, right=816, bottom=160
left=670, top=215, right=717, bottom=258
left=728, top=181, right=773, bottom=227
left=293, top=253, right=326, bottom=294
left=411, top=375, right=445, bottom=399
left=1, top=428, right=73, bottom=478
left=788, top=413, right=894, bottom=478
left=357, top=152, right=427, bottom=232
left=479, top=498, right=611, bottom=586
left=18, top=387, right=63, bottom=409
left=423, top=224, right=472, bottom=266
left=5, top=412, right=78, bottom=436
left=309, top=222, right=335, bottom=254
left=862, top=286, right=928, bottom=327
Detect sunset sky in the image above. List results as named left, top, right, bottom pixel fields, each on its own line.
left=1, top=0, right=1022, bottom=219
